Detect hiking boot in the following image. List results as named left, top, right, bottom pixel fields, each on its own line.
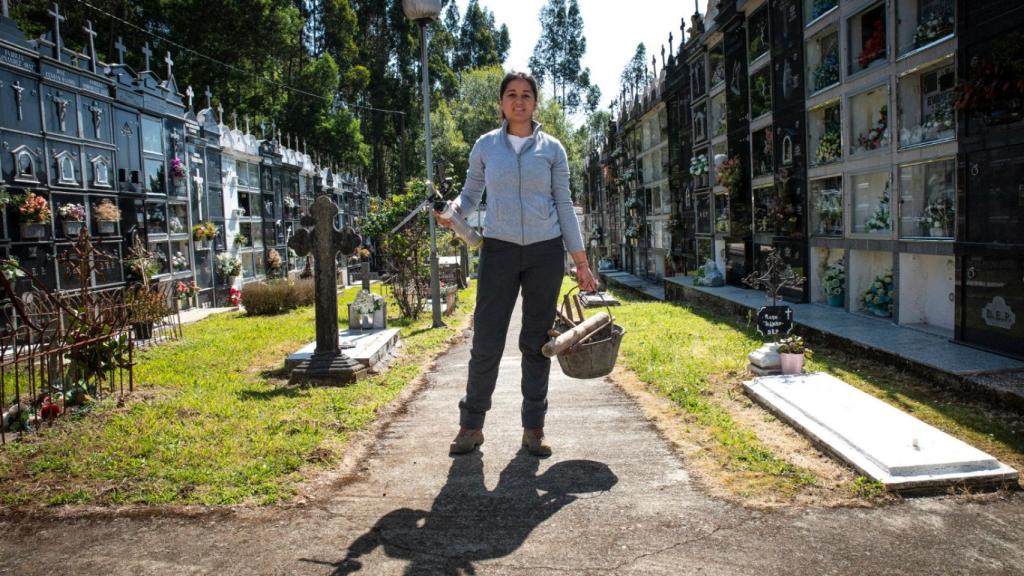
left=522, top=427, right=552, bottom=457
left=449, top=427, right=484, bottom=455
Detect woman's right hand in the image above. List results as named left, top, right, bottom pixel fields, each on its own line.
left=433, top=210, right=453, bottom=229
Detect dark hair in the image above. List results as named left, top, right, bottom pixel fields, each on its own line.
left=499, top=71, right=539, bottom=120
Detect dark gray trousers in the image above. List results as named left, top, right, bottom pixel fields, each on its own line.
left=459, top=236, right=565, bottom=429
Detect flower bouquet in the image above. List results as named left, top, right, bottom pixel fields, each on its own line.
left=822, top=261, right=845, bottom=306
left=192, top=221, right=218, bottom=242
left=864, top=185, right=891, bottom=232
left=814, top=121, right=842, bottom=165
left=216, top=252, right=242, bottom=278
left=93, top=199, right=121, bottom=234
left=814, top=189, right=842, bottom=235
left=716, top=156, right=742, bottom=194
left=283, top=196, right=297, bottom=209
left=913, top=11, right=954, bottom=48
left=857, top=19, right=886, bottom=69
left=170, top=157, right=187, bottom=179
left=18, top=192, right=50, bottom=239
left=234, top=234, right=248, bottom=247
left=229, top=287, right=241, bottom=307
left=812, top=50, right=839, bottom=92
left=352, top=289, right=383, bottom=329
left=58, top=202, right=86, bottom=237
left=857, top=105, right=889, bottom=152
left=921, top=195, right=953, bottom=237
left=689, top=154, right=708, bottom=176
left=171, top=251, right=189, bottom=271
left=862, top=271, right=894, bottom=317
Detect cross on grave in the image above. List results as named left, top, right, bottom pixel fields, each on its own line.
left=47, top=2, right=65, bottom=61
left=114, top=37, right=126, bottom=66
left=11, top=80, right=23, bottom=121
left=164, top=51, right=174, bottom=79
left=141, top=42, right=153, bottom=71
left=231, top=110, right=237, bottom=130
left=2, top=0, right=9, bottom=19
left=204, top=86, right=212, bottom=110
left=184, top=85, right=194, bottom=111
left=287, top=195, right=365, bottom=381
left=192, top=169, right=203, bottom=193
left=83, top=20, right=98, bottom=73
left=668, top=32, right=674, bottom=56
left=216, top=103, right=223, bottom=125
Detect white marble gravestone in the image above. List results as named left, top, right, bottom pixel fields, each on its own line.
left=744, top=372, right=1018, bottom=490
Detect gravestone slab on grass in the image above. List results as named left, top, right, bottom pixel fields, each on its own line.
left=744, top=372, right=1018, bottom=490
left=747, top=342, right=781, bottom=376
left=287, top=328, right=401, bottom=371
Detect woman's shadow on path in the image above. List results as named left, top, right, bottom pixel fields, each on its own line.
left=307, top=451, right=617, bottom=575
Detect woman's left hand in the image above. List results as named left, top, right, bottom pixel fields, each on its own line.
left=576, top=263, right=599, bottom=293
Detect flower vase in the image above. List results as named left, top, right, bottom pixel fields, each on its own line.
left=97, top=219, right=117, bottom=235
left=20, top=222, right=47, bottom=239
left=779, top=353, right=805, bottom=375
left=827, top=293, right=844, bottom=307
left=62, top=220, right=85, bottom=237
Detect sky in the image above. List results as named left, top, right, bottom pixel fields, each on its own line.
left=453, top=0, right=709, bottom=116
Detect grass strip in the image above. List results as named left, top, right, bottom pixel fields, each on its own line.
left=0, top=283, right=476, bottom=507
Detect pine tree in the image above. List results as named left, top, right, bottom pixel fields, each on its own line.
left=453, top=0, right=506, bottom=72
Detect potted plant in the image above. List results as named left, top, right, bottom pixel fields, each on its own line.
left=17, top=192, right=51, bottom=239
left=777, top=335, right=811, bottom=375
left=58, top=202, right=86, bottom=237
left=862, top=270, right=894, bottom=318
left=192, top=221, right=218, bottom=246
left=234, top=233, right=248, bottom=248
left=822, top=261, right=845, bottom=307
left=92, top=198, right=121, bottom=235
left=175, top=279, right=200, bottom=308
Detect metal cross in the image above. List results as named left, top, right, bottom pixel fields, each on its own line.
left=164, top=51, right=174, bottom=79
left=83, top=20, right=98, bottom=73
left=47, top=2, right=64, bottom=60
left=114, top=36, right=126, bottom=65
left=141, top=42, right=153, bottom=71
left=742, top=249, right=805, bottom=307
left=184, top=85, right=194, bottom=111
left=89, top=101, right=103, bottom=137
left=11, top=80, right=23, bottom=121
left=51, top=91, right=69, bottom=131
left=287, top=196, right=361, bottom=356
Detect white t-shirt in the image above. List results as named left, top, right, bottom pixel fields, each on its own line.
left=507, top=134, right=529, bottom=154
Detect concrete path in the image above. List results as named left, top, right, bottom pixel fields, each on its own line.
left=2, top=298, right=1023, bottom=575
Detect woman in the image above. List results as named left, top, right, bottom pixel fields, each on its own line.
left=437, top=71, right=597, bottom=457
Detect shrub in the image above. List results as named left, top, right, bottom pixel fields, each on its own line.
left=240, top=279, right=315, bottom=316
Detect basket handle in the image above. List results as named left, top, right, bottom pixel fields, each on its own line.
left=559, top=284, right=615, bottom=334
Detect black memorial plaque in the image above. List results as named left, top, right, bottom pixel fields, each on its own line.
left=756, top=305, right=794, bottom=337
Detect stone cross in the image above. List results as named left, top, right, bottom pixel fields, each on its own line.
left=185, top=85, right=194, bottom=111
left=217, top=103, right=223, bottom=125
left=288, top=195, right=361, bottom=357
left=47, top=2, right=64, bottom=61
left=114, top=37, right=126, bottom=66
left=204, top=85, right=212, bottom=109
left=2, top=0, right=9, bottom=19
left=141, top=42, right=152, bottom=71
left=83, top=20, right=98, bottom=73
left=669, top=32, right=674, bottom=56
left=164, top=51, right=174, bottom=79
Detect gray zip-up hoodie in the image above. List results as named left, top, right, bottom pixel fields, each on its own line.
left=455, top=120, right=585, bottom=254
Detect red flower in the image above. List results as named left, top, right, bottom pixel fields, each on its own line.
left=229, top=287, right=241, bottom=306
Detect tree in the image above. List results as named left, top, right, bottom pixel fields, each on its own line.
left=529, top=0, right=597, bottom=113
left=453, top=0, right=507, bottom=72
left=417, top=100, right=470, bottom=185
left=620, top=43, right=650, bottom=105
left=452, top=65, right=505, bottom=147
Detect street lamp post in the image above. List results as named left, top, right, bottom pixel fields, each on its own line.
left=403, top=0, right=445, bottom=329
